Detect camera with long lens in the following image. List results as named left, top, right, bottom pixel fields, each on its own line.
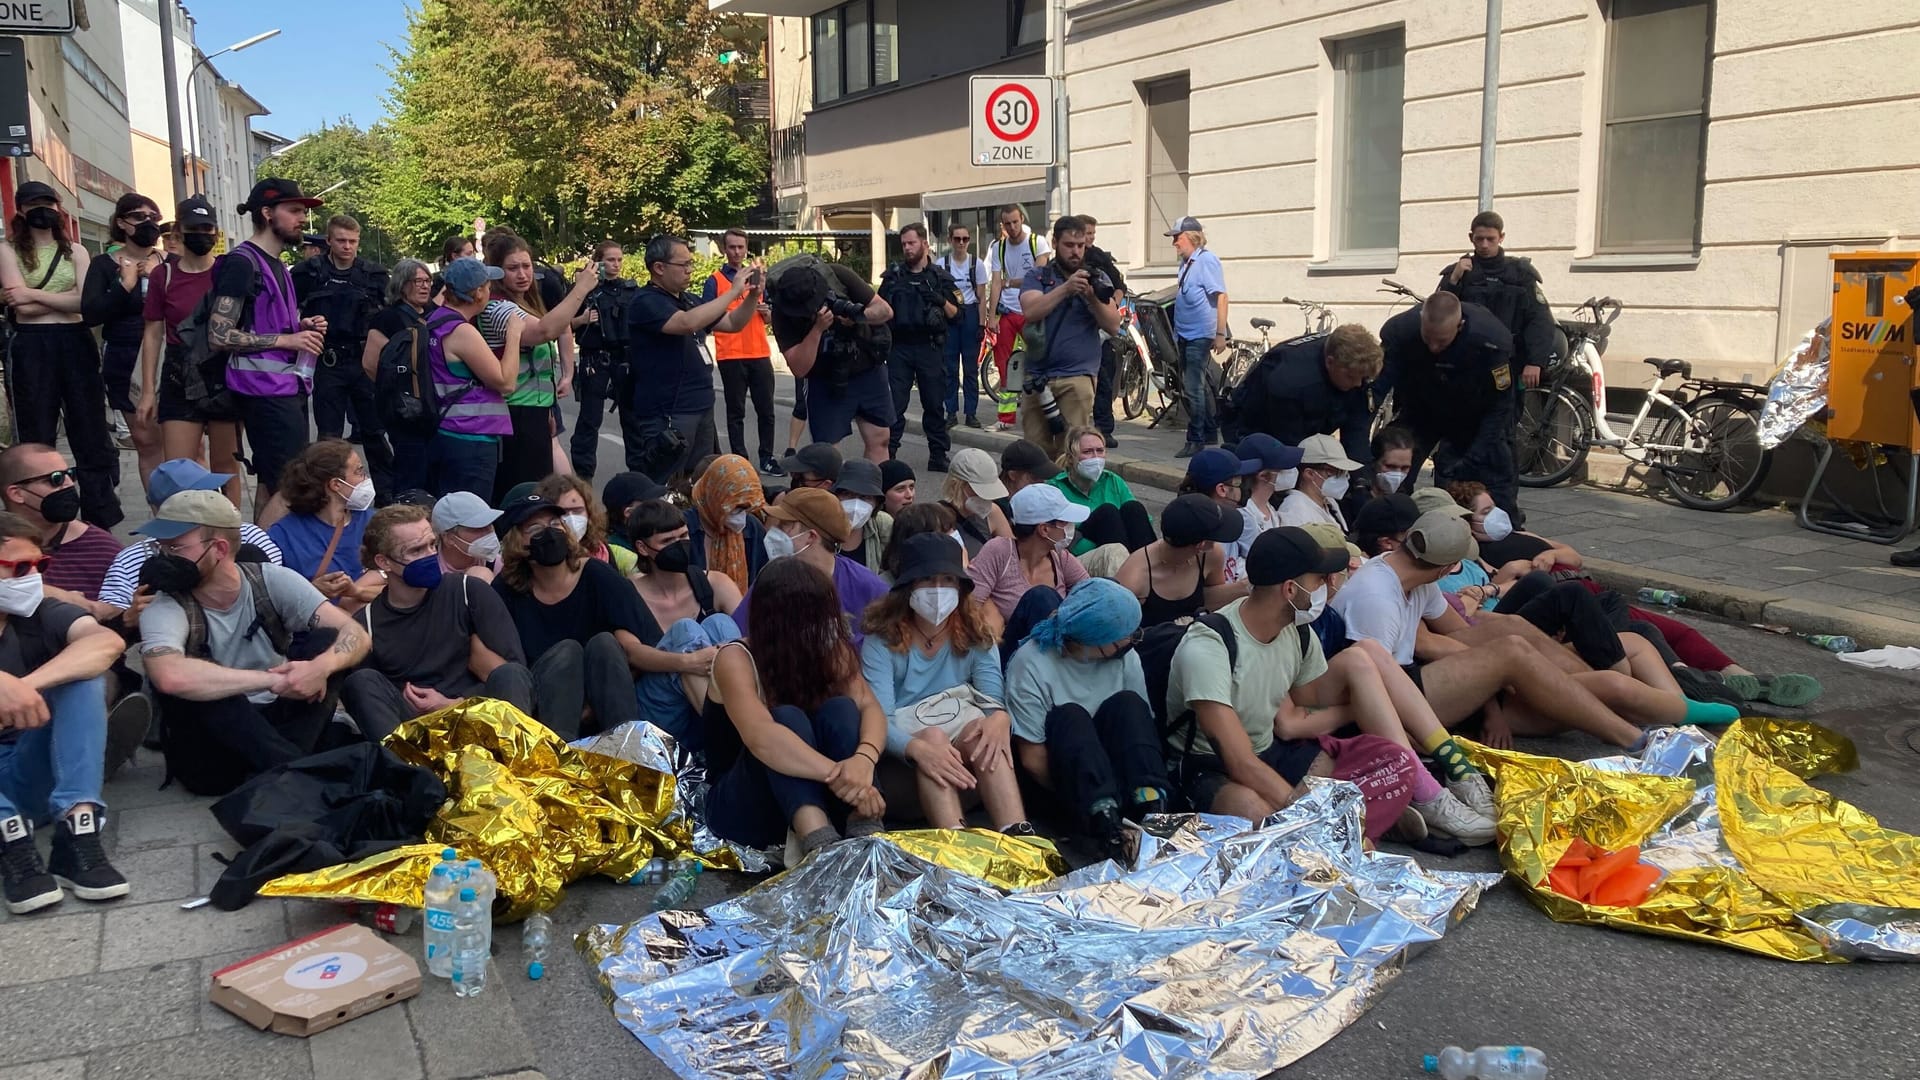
left=1025, top=375, right=1066, bottom=434
left=824, top=294, right=867, bottom=321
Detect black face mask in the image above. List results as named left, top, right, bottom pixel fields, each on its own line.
left=527, top=527, right=570, bottom=567
left=24, top=207, right=60, bottom=231
left=37, top=486, right=80, bottom=524
left=182, top=232, right=217, bottom=256
left=140, top=552, right=206, bottom=594
left=131, top=222, right=163, bottom=248
left=652, top=539, right=694, bottom=575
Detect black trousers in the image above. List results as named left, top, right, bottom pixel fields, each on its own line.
left=313, top=347, right=395, bottom=501
left=1404, top=413, right=1522, bottom=526
left=530, top=633, right=638, bottom=740
left=155, top=628, right=350, bottom=796
left=340, top=663, right=537, bottom=743
left=568, top=352, right=643, bottom=479
left=1042, top=691, right=1169, bottom=833
left=8, top=324, right=121, bottom=528
left=1494, top=571, right=1626, bottom=670
left=717, top=357, right=776, bottom=463
left=887, top=339, right=950, bottom=460
left=1094, top=338, right=1121, bottom=435
left=1082, top=500, right=1156, bottom=552
left=494, top=404, right=555, bottom=503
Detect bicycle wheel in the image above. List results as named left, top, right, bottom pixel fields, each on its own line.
left=1221, top=343, right=1259, bottom=390
left=1118, top=353, right=1149, bottom=420
left=1656, top=395, right=1772, bottom=511
left=979, top=348, right=1003, bottom=398
left=1515, top=385, right=1592, bottom=488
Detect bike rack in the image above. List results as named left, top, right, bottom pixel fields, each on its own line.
left=1795, top=435, right=1919, bottom=544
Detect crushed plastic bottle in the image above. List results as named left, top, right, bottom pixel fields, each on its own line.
left=627, top=857, right=671, bottom=886
left=648, top=859, right=703, bottom=912
left=1422, top=1045, right=1549, bottom=1079
left=1636, top=588, right=1686, bottom=607
left=1804, top=634, right=1858, bottom=653
left=523, top=912, right=554, bottom=980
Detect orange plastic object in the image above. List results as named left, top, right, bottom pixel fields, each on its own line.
left=1576, top=846, right=1641, bottom=899
left=1590, top=863, right=1664, bottom=908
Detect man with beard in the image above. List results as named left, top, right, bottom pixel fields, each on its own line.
left=1014, top=216, right=1122, bottom=456
left=209, top=179, right=330, bottom=515
left=0, top=444, right=124, bottom=619
left=1438, top=211, right=1556, bottom=391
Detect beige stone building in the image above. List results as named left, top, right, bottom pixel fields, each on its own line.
left=1063, top=0, right=1920, bottom=387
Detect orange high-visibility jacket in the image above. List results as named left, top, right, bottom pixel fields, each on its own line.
left=706, top=268, right=770, bottom=361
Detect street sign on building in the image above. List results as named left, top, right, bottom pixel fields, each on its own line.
left=0, top=1, right=76, bottom=35
left=970, top=75, right=1054, bottom=168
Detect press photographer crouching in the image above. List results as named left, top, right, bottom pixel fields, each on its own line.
left=1014, top=217, right=1122, bottom=458
left=767, top=252, right=896, bottom=464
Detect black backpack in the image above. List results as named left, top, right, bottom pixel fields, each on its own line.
left=377, top=306, right=472, bottom=436
left=173, top=253, right=257, bottom=409
left=1136, top=611, right=1237, bottom=759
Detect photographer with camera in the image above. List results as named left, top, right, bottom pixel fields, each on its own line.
left=767, top=253, right=896, bottom=465
left=568, top=240, right=643, bottom=479
left=1014, top=217, right=1121, bottom=459
left=627, top=235, right=762, bottom=486
left=881, top=224, right=961, bottom=472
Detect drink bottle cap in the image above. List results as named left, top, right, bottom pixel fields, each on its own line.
left=460, top=887, right=476, bottom=901
left=528, top=962, right=545, bottom=980
left=442, top=848, right=457, bottom=860
left=1422, top=1056, right=1438, bottom=1073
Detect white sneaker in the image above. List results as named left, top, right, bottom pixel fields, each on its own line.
left=1446, top=772, right=1497, bottom=821
left=1413, top=790, right=1497, bottom=847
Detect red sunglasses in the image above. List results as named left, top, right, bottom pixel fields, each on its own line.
left=0, top=556, right=52, bottom=579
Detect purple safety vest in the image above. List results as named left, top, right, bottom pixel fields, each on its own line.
left=426, top=306, right=510, bottom=436
left=224, top=241, right=311, bottom=398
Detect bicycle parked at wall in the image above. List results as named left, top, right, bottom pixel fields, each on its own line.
left=1515, top=296, right=1771, bottom=510
left=1109, top=284, right=1219, bottom=431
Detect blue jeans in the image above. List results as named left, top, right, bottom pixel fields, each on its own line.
left=0, top=676, right=108, bottom=823
left=426, top=432, right=500, bottom=499
left=707, top=696, right=861, bottom=848
left=1179, top=336, right=1217, bottom=444
left=636, top=613, right=742, bottom=751
left=943, top=303, right=983, bottom=419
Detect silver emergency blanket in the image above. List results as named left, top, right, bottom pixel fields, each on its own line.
left=1796, top=904, right=1920, bottom=961
left=572, top=721, right=772, bottom=875
left=582, top=779, right=1500, bottom=1078
left=1759, top=318, right=1830, bottom=449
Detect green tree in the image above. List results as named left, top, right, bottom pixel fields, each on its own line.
left=258, top=121, right=408, bottom=265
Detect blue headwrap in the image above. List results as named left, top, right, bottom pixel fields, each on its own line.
left=1025, top=578, right=1142, bottom=653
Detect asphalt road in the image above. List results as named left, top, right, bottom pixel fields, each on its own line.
left=524, top=397, right=1920, bottom=1080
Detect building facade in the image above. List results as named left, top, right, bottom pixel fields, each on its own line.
left=0, top=7, right=138, bottom=248
left=1062, top=0, right=1920, bottom=386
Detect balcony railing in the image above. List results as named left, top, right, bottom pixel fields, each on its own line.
left=772, top=124, right=805, bottom=190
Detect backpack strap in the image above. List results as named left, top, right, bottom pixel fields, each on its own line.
left=1168, top=611, right=1239, bottom=768
left=687, top=567, right=716, bottom=619
left=177, top=591, right=209, bottom=659
left=239, top=562, right=293, bottom=656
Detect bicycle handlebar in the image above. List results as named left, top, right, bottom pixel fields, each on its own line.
left=1378, top=278, right=1422, bottom=300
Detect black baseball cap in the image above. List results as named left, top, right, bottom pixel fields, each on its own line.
left=1160, top=493, right=1244, bottom=547
left=175, top=194, right=216, bottom=227
left=239, top=177, right=323, bottom=212
left=1352, top=492, right=1419, bottom=538
left=14, top=180, right=60, bottom=207
left=771, top=263, right=831, bottom=320
left=301, top=233, right=326, bottom=248
left=1247, top=526, right=1348, bottom=587
left=497, top=490, right=560, bottom=531
left=790, top=443, right=842, bottom=484
left=890, top=532, right=972, bottom=592
left=603, top=472, right=666, bottom=514
left=1001, top=438, right=1060, bottom=479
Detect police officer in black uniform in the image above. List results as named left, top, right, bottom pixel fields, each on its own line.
left=1437, top=210, right=1556, bottom=393
left=569, top=240, right=643, bottom=479
left=1224, top=323, right=1382, bottom=460
left=292, top=213, right=392, bottom=497
left=880, top=223, right=960, bottom=470
left=1378, top=292, right=1522, bottom=521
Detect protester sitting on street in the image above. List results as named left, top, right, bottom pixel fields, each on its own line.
left=880, top=501, right=960, bottom=584
left=704, top=557, right=889, bottom=859
left=1179, top=447, right=1261, bottom=581
left=997, top=438, right=1059, bottom=504
left=969, top=485, right=1090, bottom=625
left=1050, top=426, right=1154, bottom=557
left=1277, top=434, right=1360, bottom=531
left=783, top=442, right=842, bottom=497
left=861, top=534, right=1030, bottom=834
left=429, top=491, right=503, bottom=585
left=601, top=473, right=666, bottom=555
left=1300, top=521, right=1362, bottom=658
left=1367, top=425, right=1417, bottom=499
left=1446, top=480, right=1580, bottom=576
left=0, top=513, right=132, bottom=914
left=536, top=473, right=638, bottom=575
left=341, top=505, right=533, bottom=741
left=880, top=459, right=916, bottom=516
left=1004, top=578, right=1167, bottom=853
left=941, top=448, right=1012, bottom=558
left=1115, top=494, right=1247, bottom=628
left=834, top=459, right=893, bottom=571
left=267, top=439, right=384, bottom=611
left=628, top=498, right=743, bottom=748
left=734, top=489, right=889, bottom=648
left=1217, top=434, right=1302, bottom=583
left=138, top=491, right=373, bottom=795
left=1162, top=527, right=1495, bottom=842
left=99, top=460, right=284, bottom=625
left=492, top=491, right=668, bottom=739
left=0, top=444, right=126, bottom=623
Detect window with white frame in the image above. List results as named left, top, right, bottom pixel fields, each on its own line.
left=1012, top=0, right=1045, bottom=48
left=1142, top=75, right=1190, bottom=265
left=1331, top=30, right=1405, bottom=256
left=813, top=0, right=898, bottom=104
left=1597, top=0, right=1712, bottom=252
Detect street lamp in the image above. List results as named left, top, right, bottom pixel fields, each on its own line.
left=265, top=137, right=308, bottom=159
left=185, top=28, right=282, bottom=196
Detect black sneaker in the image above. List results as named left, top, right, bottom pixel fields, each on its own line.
left=1892, top=546, right=1920, bottom=568
left=760, top=455, right=785, bottom=476
left=1102, top=432, right=1117, bottom=448
left=1176, top=442, right=1202, bottom=458
left=47, top=808, right=128, bottom=902
left=2, top=815, right=62, bottom=914
left=1000, top=820, right=1038, bottom=838
left=104, top=693, right=150, bottom=780
left=926, top=457, right=950, bottom=473
left=964, top=414, right=982, bottom=429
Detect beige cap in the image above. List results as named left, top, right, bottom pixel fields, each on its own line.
left=1296, top=433, right=1362, bottom=472
left=1406, top=511, right=1475, bottom=566
left=1410, top=487, right=1472, bottom=519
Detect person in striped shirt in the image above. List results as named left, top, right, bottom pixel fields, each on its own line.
left=97, top=459, right=283, bottom=618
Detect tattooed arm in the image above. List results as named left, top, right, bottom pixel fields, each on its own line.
left=266, top=602, right=371, bottom=701
left=208, top=293, right=322, bottom=354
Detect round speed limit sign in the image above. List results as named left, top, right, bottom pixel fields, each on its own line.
left=971, top=75, right=1054, bottom=167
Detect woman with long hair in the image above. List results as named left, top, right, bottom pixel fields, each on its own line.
left=686, top=453, right=769, bottom=592
left=705, top=556, right=889, bottom=858
left=879, top=500, right=958, bottom=583
left=0, top=181, right=119, bottom=526
left=81, top=192, right=166, bottom=488
left=536, top=472, right=637, bottom=574
left=360, top=257, right=436, bottom=493
left=138, top=197, right=241, bottom=506
left=861, top=534, right=1030, bottom=833
left=938, top=447, right=1010, bottom=558
left=479, top=232, right=594, bottom=501
left=266, top=438, right=384, bottom=611
left=1049, top=425, right=1153, bottom=556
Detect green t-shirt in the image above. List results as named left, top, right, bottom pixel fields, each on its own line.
left=1165, top=597, right=1326, bottom=757
left=1049, top=470, right=1144, bottom=556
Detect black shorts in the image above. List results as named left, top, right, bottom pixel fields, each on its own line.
left=101, top=343, right=139, bottom=412
left=791, top=375, right=809, bottom=421
left=1175, top=737, right=1325, bottom=813
left=236, top=392, right=310, bottom=494
left=156, top=343, right=241, bottom=425
left=805, top=366, right=894, bottom=444
left=1401, top=662, right=1424, bottom=691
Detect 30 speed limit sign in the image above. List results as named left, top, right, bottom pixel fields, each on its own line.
left=971, top=76, right=1054, bottom=167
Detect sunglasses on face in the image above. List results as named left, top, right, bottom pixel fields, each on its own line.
left=123, top=211, right=161, bottom=224
left=16, top=470, right=73, bottom=490
left=0, top=556, right=51, bottom=579
left=951, top=235, right=970, bottom=242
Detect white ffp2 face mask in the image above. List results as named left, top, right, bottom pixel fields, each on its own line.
left=340, top=478, right=376, bottom=512
left=460, top=531, right=502, bottom=564
left=1272, top=468, right=1298, bottom=492
left=1480, top=507, right=1514, bottom=542
left=1376, top=469, right=1409, bottom=493
left=910, top=585, right=960, bottom=626
left=1291, top=582, right=1327, bottom=626
left=562, top=512, right=590, bottom=540
left=1320, top=474, right=1350, bottom=501
left=725, top=510, right=750, bottom=533
left=841, top=498, right=874, bottom=531
left=1076, top=457, right=1106, bottom=482
left=0, top=572, right=44, bottom=617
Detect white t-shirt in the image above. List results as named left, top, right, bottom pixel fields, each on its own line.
left=985, top=232, right=1051, bottom=315
left=937, top=254, right=984, bottom=307
left=1329, top=555, right=1447, bottom=665
left=1220, top=501, right=1278, bottom=585
left=1277, top=490, right=1347, bottom=532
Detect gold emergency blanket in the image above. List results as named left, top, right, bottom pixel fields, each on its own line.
left=261, top=701, right=717, bottom=919
left=1469, top=718, right=1920, bottom=961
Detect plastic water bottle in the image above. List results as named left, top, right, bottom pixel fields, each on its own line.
left=522, top=912, right=554, bottom=980
left=648, top=859, right=703, bottom=912
left=450, top=887, right=490, bottom=998
left=1636, top=587, right=1686, bottom=607
left=1422, top=1046, right=1549, bottom=1079
left=1805, top=633, right=1858, bottom=653
left=627, top=857, right=671, bottom=886
left=421, top=866, right=458, bottom=978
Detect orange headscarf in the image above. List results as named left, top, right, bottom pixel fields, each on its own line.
left=692, top=455, right=766, bottom=593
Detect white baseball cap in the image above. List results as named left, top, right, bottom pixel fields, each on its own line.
left=1009, top=484, right=1091, bottom=526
